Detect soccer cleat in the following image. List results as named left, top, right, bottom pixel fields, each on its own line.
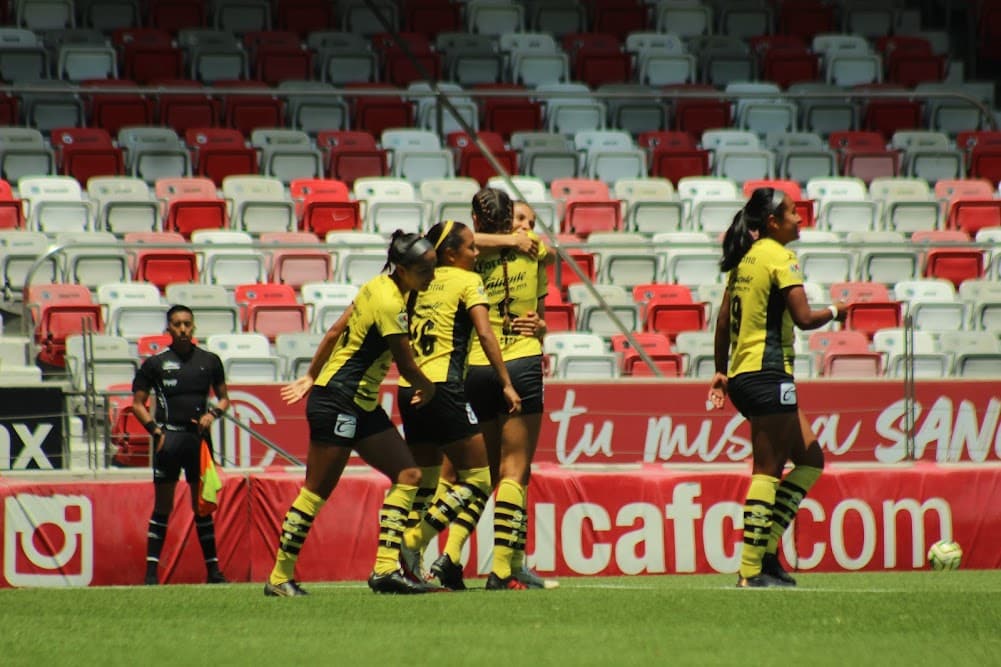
left=485, top=572, right=529, bottom=591
left=514, top=565, right=560, bottom=590
left=429, top=553, right=466, bottom=591
left=736, top=573, right=781, bottom=588
left=399, top=544, right=426, bottom=583
left=264, top=579, right=309, bottom=597
left=206, top=567, right=228, bottom=584
left=368, top=569, right=431, bottom=594
left=761, top=552, right=796, bottom=586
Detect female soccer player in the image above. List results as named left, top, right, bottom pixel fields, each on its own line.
left=265, top=231, right=438, bottom=597
left=397, top=220, right=521, bottom=591
left=707, top=187, right=846, bottom=588
left=461, top=187, right=550, bottom=591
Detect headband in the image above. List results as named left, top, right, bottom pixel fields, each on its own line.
left=433, top=220, right=455, bottom=250
left=769, top=188, right=786, bottom=217
left=399, top=236, right=434, bottom=264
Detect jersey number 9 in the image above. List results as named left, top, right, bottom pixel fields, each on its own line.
left=730, top=295, right=742, bottom=337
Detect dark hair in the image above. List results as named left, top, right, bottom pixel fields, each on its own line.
left=471, top=187, right=513, bottom=234
left=383, top=229, right=434, bottom=272
left=425, top=220, right=469, bottom=263
left=166, top=304, right=193, bottom=324
left=720, top=187, right=787, bottom=272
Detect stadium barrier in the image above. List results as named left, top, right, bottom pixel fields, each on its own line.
left=2, top=462, right=999, bottom=587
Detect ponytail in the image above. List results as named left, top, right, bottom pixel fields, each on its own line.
left=719, top=187, right=787, bottom=272
left=383, top=229, right=434, bottom=272
left=425, top=220, right=468, bottom=263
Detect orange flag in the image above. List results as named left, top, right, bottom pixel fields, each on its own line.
left=198, top=439, right=223, bottom=517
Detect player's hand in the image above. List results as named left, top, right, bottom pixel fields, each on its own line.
left=502, top=383, right=522, bottom=415
left=707, top=372, right=728, bottom=410
left=511, top=311, right=545, bottom=339
left=411, top=382, right=436, bottom=408
left=281, top=375, right=314, bottom=405
left=512, top=230, right=539, bottom=258
left=153, top=431, right=165, bottom=453
left=194, top=415, right=213, bottom=433
left=832, top=300, right=849, bottom=323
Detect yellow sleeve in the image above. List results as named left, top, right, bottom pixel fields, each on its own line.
left=463, top=274, right=490, bottom=309
left=374, top=290, right=409, bottom=337
left=773, top=250, right=804, bottom=289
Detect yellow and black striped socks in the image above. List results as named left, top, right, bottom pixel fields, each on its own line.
left=405, top=466, right=491, bottom=552
left=270, top=487, right=325, bottom=585
left=404, top=466, right=441, bottom=535
left=492, top=478, right=527, bottom=579
left=443, top=474, right=490, bottom=565
left=374, top=483, right=418, bottom=575
left=739, top=474, right=779, bottom=579
left=766, top=466, right=822, bottom=555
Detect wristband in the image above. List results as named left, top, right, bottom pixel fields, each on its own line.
left=208, top=406, right=223, bottom=419
left=143, top=421, right=160, bottom=435
left=828, top=305, right=839, bottom=320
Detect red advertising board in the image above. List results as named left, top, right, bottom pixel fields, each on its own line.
left=221, top=380, right=1001, bottom=467
left=3, top=464, right=999, bottom=587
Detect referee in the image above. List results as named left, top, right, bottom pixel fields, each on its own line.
left=132, top=305, right=231, bottom=585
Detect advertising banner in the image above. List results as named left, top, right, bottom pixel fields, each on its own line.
left=221, top=380, right=1001, bottom=467
left=0, top=387, right=65, bottom=471
left=3, top=464, right=998, bottom=587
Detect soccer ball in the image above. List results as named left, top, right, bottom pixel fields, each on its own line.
left=927, top=540, right=963, bottom=571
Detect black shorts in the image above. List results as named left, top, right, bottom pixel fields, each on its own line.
left=153, top=430, right=201, bottom=484
left=466, top=355, right=544, bottom=420
left=307, top=383, right=395, bottom=446
left=399, top=382, right=480, bottom=446
left=728, top=370, right=799, bottom=418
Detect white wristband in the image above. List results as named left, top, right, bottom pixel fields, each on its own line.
left=828, top=305, right=839, bottom=320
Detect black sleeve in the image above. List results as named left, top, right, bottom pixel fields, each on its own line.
left=132, top=356, right=158, bottom=393
left=210, top=352, right=225, bottom=387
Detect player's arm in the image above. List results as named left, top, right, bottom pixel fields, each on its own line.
left=281, top=306, right=352, bottom=405
left=470, top=304, right=521, bottom=414
left=708, top=290, right=731, bottom=410
left=387, top=333, right=436, bottom=407
left=784, top=286, right=846, bottom=330
left=475, top=231, right=538, bottom=257
left=199, top=377, right=230, bottom=433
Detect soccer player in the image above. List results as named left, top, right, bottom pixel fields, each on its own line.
left=397, top=220, right=521, bottom=591
left=463, top=187, right=550, bottom=590
left=132, top=305, right=230, bottom=586
left=265, top=231, right=439, bottom=597
left=707, top=188, right=847, bottom=588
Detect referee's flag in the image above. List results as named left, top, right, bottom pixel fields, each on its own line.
left=198, top=440, right=223, bottom=516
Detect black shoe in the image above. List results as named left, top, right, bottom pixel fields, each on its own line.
left=368, top=569, right=431, bottom=594
left=485, top=572, right=529, bottom=591
left=399, top=544, right=426, bottom=583
left=761, top=553, right=797, bottom=586
left=144, top=571, right=158, bottom=586
left=429, top=553, right=467, bottom=591
left=206, top=569, right=228, bottom=584
left=264, top=580, right=309, bottom=597
left=736, top=573, right=781, bottom=588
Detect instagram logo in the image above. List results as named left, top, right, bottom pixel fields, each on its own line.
left=4, top=494, right=94, bottom=587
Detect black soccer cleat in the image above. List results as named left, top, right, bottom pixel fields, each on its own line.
left=429, top=553, right=467, bottom=591
left=761, top=553, right=797, bottom=586
left=736, top=573, right=782, bottom=588
left=264, top=580, right=309, bottom=597
left=368, top=569, right=431, bottom=594
left=485, top=572, right=529, bottom=591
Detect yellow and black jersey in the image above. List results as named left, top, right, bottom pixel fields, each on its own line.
left=315, top=273, right=409, bottom=411
left=468, top=232, right=548, bottom=365
left=726, top=237, right=804, bottom=377
left=401, top=265, right=489, bottom=386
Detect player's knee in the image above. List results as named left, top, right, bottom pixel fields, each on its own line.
left=398, top=466, right=422, bottom=487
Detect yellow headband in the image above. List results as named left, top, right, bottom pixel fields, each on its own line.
left=433, top=220, right=455, bottom=250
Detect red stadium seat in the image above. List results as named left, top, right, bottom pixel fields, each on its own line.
left=276, top=0, right=334, bottom=38
left=153, top=79, right=220, bottom=136
left=50, top=127, right=125, bottom=186
left=946, top=199, right=1001, bottom=237
left=610, top=332, right=675, bottom=355
left=476, top=84, right=543, bottom=141
left=644, top=298, right=706, bottom=342
left=821, top=349, right=883, bottom=377
left=446, top=131, right=518, bottom=186
left=155, top=177, right=229, bottom=238
left=83, top=79, right=156, bottom=137
left=649, top=148, right=710, bottom=184
left=404, top=0, right=461, bottom=37
left=184, top=128, right=258, bottom=187
left=214, top=80, right=286, bottom=137
left=348, top=84, right=415, bottom=139
left=561, top=200, right=623, bottom=237
left=317, top=130, right=390, bottom=186
left=260, top=231, right=333, bottom=288
left=638, top=131, right=697, bottom=151
left=574, top=47, right=632, bottom=88
left=968, top=146, right=1001, bottom=185
left=923, top=248, right=985, bottom=289
left=0, top=94, right=19, bottom=126
left=547, top=250, right=597, bottom=298
left=761, top=47, right=820, bottom=89
left=25, top=284, right=104, bottom=368
left=233, top=282, right=308, bottom=340
left=591, top=0, right=649, bottom=41
left=0, top=179, right=24, bottom=230
left=254, top=46, right=314, bottom=87
left=665, top=84, right=731, bottom=138
left=148, top=0, right=205, bottom=34
left=777, top=0, right=835, bottom=43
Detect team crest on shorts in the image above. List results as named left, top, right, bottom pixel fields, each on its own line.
left=779, top=382, right=797, bottom=406
left=334, top=413, right=357, bottom=438
left=465, top=403, right=479, bottom=425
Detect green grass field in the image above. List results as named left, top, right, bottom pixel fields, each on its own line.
left=2, top=571, right=1000, bottom=666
